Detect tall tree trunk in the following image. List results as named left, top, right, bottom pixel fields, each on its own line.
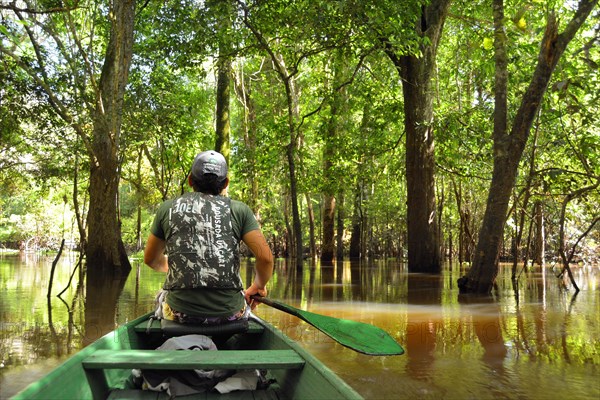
left=305, top=193, right=316, bottom=260
left=135, top=147, right=143, bottom=251
left=214, top=0, right=232, bottom=160
left=322, top=192, right=336, bottom=263
left=287, top=135, right=303, bottom=266
left=215, top=58, right=231, bottom=158
left=73, top=146, right=87, bottom=253
left=437, top=181, right=445, bottom=261
left=533, top=201, right=545, bottom=266
left=336, top=191, right=345, bottom=260
left=86, top=0, right=136, bottom=273
left=283, top=193, right=293, bottom=258
left=349, top=183, right=363, bottom=259
left=458, top=0, right=597, bottom=294
left=233, top=63, right=260, bottom=217
left=382, top=0, right=450, bottom=273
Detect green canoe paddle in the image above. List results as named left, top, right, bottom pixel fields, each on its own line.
left=252, top=296, right=404, bottom=356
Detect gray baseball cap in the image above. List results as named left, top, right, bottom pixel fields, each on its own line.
left=190, top=150, right=228, bottom=180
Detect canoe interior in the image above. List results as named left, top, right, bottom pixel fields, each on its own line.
left=12, top=313, right=362, bottom=400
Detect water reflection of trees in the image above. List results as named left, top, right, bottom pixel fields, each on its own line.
left=265, top=259, right=410, bottom=305
left=1, top=259, right=130, bottom=370
left=506, top=265, right=596, bottom=364
left=405, top=273, right=443, bottom=381
left=211, top=259, right=595, bottom=374
left=2, top=256, right=598, bottom=398
left=0, top=254, right=85, bottom=369
left=83, top=266, right=129, bottom=346
left=458, top=295, right=507, bottom=369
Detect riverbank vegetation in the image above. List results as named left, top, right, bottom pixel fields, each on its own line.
left=1, top=1, right=598, bottom=293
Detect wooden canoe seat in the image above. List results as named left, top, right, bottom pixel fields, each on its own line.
left=83, top=349, right=305, bottom=370
left=82, top=349, right=305, bottom=400
left=106, top=388, right=281, bottom=399
left=160, top=318, right=249, bottom=337
left=134, top=318, right=265, bottom=336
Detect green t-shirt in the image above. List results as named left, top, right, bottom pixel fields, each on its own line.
left=150, top=194, right=260, bottom=317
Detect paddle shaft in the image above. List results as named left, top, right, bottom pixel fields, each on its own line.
left=252, top=295, right=301, bottom=317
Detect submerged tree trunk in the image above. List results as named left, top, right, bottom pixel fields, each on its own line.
left=533, top=201, right=545, bottom=266
left=86, top=0, right=136, bottom=273
left=287, top=131, right=302, bottom=266
left=306, top=193, right=317, bottom=260
left=349, top=183, right=364, bottom=259
left=135, top=147, right=143, bottom=251
left=458, top=0, right=597, bottom=294
left=2, top=1, right=135, bottom=272
left=322, top=193, right=336, bottom=263
left=336, top=191, right=345, bottom=260
left=382, top=0, right=450, bottom=273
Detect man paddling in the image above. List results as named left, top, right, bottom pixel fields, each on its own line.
left=144, top=150, right=273, bottom=324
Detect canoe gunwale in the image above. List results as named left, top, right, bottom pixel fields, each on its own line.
left=12, top=312, right=363, bottom=400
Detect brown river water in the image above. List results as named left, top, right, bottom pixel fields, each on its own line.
left=0, top=252, right=598, bottom=399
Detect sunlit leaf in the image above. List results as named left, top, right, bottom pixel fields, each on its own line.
left=483, top=37, right=493, bottom=50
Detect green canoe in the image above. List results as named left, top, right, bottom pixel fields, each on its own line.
left=12, top=313, right=363, bottom=399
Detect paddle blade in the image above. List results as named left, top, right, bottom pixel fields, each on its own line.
left=254, top=297, right=404, bottom=356
left=295, top=308, right=405, bottom=356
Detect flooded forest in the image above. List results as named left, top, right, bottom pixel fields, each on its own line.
left=1, top=0, right=599, bottom=399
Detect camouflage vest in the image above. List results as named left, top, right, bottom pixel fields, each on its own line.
left=163, top=192, right=242, bottom=290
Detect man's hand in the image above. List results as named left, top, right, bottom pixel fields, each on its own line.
left=244, top=281, right=268, bottom=310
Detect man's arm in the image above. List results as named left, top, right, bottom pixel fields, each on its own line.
left=144, top=233, right=168, bottom=273
left=242, top=229, right=274, bottom=308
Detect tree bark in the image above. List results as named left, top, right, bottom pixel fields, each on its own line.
left=533, top=201, right=545, bottom=266
left=349, top=183, right=363, bottom=259
left=86, top=0, right=136, bottom=273
left=336, top=190, right=345, bottom=260
left=214, top=1, right=233, bottom=159
left=322, top=192, right=336, bottom=263
left=382, top=0, right=450, bottom=273
left=215, top=58, right=231, bottom=158
left=135, top=147, right=143, bottom=251
left=306, top=193, right=317, bottom=260
left=458, top=0, right=598, bottom=294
